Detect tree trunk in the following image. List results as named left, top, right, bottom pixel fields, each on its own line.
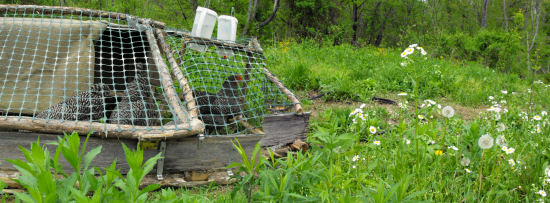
left=481, top=0, right=490, bottom=28
left=192, top=0, right=198, bottom=11
left=176, top=0, right=188, bottom=21
left=367, top=1, right=382, bottom=45
left=241, top=0, right=257, bottom=37
left=374, top=6, right=393, bottom=47
left=257, top=0, right=281, bottom=30
left=351, top=1, right=366, bottom=47
left=502, top=0, right=509, bottom=31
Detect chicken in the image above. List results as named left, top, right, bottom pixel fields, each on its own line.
left=36, top=83, right=115, bottom=121
left=192, top=74, right=247, bottom=133
left=108, top=72, right=161, bottom=126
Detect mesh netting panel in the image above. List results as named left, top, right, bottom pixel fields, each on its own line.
left=165, top=31, right=296, bottom=136
left=0, top=6, right=192, bottom=135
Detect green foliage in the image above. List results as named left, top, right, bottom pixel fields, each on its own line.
left=227, top=138, right=265, bottom=202
left=3, top=132, right=176, bottom=202
left=266, top=41, right=550, bottom=107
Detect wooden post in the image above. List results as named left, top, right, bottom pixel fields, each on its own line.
left=154, top=29, right=199, bottom=119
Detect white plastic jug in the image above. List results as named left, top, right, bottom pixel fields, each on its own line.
left=217, top=15, right=238, bottom=57
left=191, top=7, right=218, bottom=38
left=190, top=7, right=218, bottom=52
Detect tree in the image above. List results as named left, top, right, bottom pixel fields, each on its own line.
left=481, top=0, right=490, bottom=28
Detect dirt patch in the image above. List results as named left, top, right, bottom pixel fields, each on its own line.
left=296, top=90, right=487, bottom=121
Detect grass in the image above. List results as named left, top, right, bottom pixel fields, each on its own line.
left=265, top=40, right=549, bottom=108
left=2, top=42, right=550, bottom=202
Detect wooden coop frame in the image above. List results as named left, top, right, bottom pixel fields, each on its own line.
left=0, top=5, right=308, bottom=188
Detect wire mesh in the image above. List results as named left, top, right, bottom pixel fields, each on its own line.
left=165, top=30, right=297, bottom=136
left=0, top=5, right=192, bottom=136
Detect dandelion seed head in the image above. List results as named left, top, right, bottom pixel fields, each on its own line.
left=461, top=157, right=471, bottom=166
left=497, top=123, right=506, bottom=132
left=478, top=134, right=494, bottom=149
left=442, top=106, right=455, bottom=118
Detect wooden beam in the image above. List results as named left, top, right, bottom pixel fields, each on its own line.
left=260, top=113, right=309, bottom=147
left=0, top=5, right=165, bottom=28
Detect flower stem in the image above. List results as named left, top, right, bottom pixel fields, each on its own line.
left=478, top=150, right=485, bottom=200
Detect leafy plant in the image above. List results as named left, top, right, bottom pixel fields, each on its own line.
left=227, top=139, right=265, bottom=203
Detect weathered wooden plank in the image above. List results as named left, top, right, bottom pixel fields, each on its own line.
left=0, top=132, right=157, bottom=173
left=260, top=113, right=310, bottom=147
left=0, top=112, right=309, bottom=173
left=162, top=134, right=264, bottom=172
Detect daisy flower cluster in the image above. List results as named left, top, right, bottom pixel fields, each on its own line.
left=349, top=103, right=368, bottom=124
left=400, top=44, right=428, bottom=66
left=400, top=44, right=427, bottom=58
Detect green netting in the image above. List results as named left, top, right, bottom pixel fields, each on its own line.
left=165, top=29, right=297, bottom=136
left=0, top=5, right=193, bottom=136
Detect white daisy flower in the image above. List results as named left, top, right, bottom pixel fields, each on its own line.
left=373, top=140, right=381, bottom=145
left=465, top=168, right=471, bottom=173
left=409, top=44, right=418, bottom=48
left=501, top=146, right=508, bottom=152
left=397, top=92, right=408, bottom=96
left=442, top=106, right=455, bottom=118
left=505, top=147, right=515, bottom=154
left=508, top=159, right=516, bottom=166
left=400, top=52, right=408, bottom=58
left=478, top=134, right=494, bottom=149
left=352, top=118, right=357, bottom=124
left=352, top=155, right=359, bottom=162
left=405, top=139, right=411, bottom=145
left=447, top=146, right=458, bottom=151
left=404, top=47, right=415, bottom=54
left=536, top=125, right=542, bottom=133
left=545, top=167, right=550, bottom=177
left=542, top=111, right=548, bottom=116
left=369, top=126, right=377, bottom=134
left=398, top=102, right=407, bottom=109
left=501, top=90, right=508, bottom=94
left=489, top=96, right=494, bottom=100
left=534, top=115, right=542, bottom=120
left=536, top=190, right=547, bottom=197
left=418, top=115, right=425, bottom=120
left=419, top=48, right=427, bottom=55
